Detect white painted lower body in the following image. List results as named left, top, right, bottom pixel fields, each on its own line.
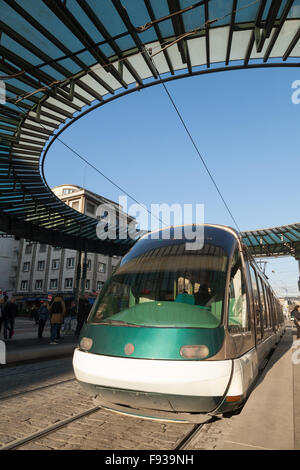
left=73, top=347, right=260, bottom=398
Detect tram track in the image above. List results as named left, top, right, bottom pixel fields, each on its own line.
left=0, top=334, right=286, bottom=451
left=0, top=407, right=215, bottom=451
left=0, top=406, right=101, bottom=450
left=174, top=416, right=220, bottom=450
left=0, top=378, right=76, bottom=402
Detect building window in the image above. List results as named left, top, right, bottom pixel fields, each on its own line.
left=64, top=278, right=73, bottom=289
left=98, top=262, right=106, bottom=273
left=87, top=259, right=92, bottom=271
left=52, top=259, right=60, bottom=270
left=35, top=280, right=43, bottom=290
left=97, top=281, right=104, bottom=290
left=20, top=280, right=28, bottom=291
left=49, top=279, right=58, bottom=290
left=25, top=244, right=32, bottom=254
left=54, top=246, right=61, bottom=251
left=23, top=262, right=30, bottom=272
left=66, top=257, right=75, bottom=269
left=37, top=260, right=45, bottom=271
left=70, top=200, right=80, bottom=211
left=86, top=202, right=95, bottom=214
left=39, top=244, right=47, bottom=253
left=85, top=279, right=90, bottom=290
left=63, top=188, right=75, bottom=195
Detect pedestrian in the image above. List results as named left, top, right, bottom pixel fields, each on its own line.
left=70, top=301, right=77, bottom=317
left=49, top=294, right=66, bottom=344
left=75, top=294, right=91, bottom=336
left=293, top=305, right=300, bottom=339
left=63, top=301, right=77, bottom=334
left=37, top=301, right=50, bottom=339
left=3, top=296, right=18, bottom=340
left=31, top=305, right=39, bottom=324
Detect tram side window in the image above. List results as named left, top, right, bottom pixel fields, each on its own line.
left=257, top=276, right=268, bottom=328
left=262, top=283, right=271, bottom=328
left=266, top=288, right=275, bottom=328
left=249, top=265, right=262, bottom=338
left=228, top=252, right=249, bottom=333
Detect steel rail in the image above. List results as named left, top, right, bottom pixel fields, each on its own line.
left=0, top=378, right=75, bottom=402
left=0, top=406, right=100, bottom=451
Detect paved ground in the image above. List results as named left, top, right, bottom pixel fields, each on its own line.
left=1, top=316, right=51, bottom=341
left=0, top=319, right=299, bottom=450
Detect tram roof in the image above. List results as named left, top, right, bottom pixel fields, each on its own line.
left=1, top=0, right=300, bottom=256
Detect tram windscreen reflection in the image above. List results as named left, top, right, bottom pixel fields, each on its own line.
left=88, top=243, right=229, bottom=328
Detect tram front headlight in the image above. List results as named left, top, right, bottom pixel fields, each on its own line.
left=180, top=345, right=209, bottom=359
left=80, top=337, right=93, bottom=351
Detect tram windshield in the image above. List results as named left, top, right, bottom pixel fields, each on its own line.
left=89, top=229, right=235, bottom=329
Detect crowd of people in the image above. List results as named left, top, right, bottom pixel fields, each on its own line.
left=0, top=294, right=92, bottom=344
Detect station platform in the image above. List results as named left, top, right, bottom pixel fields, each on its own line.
left=214, top=324, right=300, bottom=450
left=4, top=335, right=78, bottom=365
left=0, top=317, right=78, bottom=365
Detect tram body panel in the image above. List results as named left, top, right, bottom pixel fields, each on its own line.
left=73, top=348, right=233, bottom=397
left=226, top=348, right=259, bottom=397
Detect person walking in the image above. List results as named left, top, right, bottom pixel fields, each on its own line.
left=49, top=294, right=66, bottom=344
left=75, top=294, right=91, bottom=336
left=31, top=305, right=39, bottom=325
left=3, top=296, right=18, bottom=340
left=37, top=301, right=50, bottom=339
left=293, top=305, right=300, bottom=339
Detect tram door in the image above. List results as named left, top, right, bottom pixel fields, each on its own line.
left=249, top=265, right=263, bottom=343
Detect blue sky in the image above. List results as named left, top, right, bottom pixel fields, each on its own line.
left=45, top=66, right=300, bottom=296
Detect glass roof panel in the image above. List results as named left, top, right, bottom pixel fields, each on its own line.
left=1, top=34, right=41, bottom=67
left=14, top=0, right=95, bottom=63
left=149, top=0, right=176, bottom=36
left=248, top=235, right=259, bottom=245
left=179, top=0, right=206, bottom=31
left=288, top=0, right=300, bottom=18
left=262, top=0, right=273, bottom=20
left=53, top=58, right=82, bottom=75
left=209, top=0, right=233, bottom=26
left=0, top=1, right=80, bottom=67
left=85, top=0, right=135, bottom=52
left=262, top=0, right=293, bottom=20
left=65, top=0, right=115, bottom=57
left=1, top=0, right=300, bottom=255
left=236, top=0, right=260, bottom=23
left=117, top=0, right=157, bottom=44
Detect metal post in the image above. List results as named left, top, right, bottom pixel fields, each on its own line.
left=80, top=251, right=87, bottom=297
left=74, top=250, right=82, bottom=312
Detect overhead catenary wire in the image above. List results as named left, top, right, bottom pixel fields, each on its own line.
left=54, top=135, right=168, bottom=228
left=145, top=48, right=242, bottom=234
left=13, top=101, right=168, bottom=230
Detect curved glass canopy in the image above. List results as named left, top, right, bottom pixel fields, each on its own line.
left=1, top=0, right=300, bottom=255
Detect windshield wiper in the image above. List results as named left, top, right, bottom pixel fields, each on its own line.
left=98, top=320, right=141, bottom=327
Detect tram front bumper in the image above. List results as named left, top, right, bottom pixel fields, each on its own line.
left=72, top=348, right=239, bottom=418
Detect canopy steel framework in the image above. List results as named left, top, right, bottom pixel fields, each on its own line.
left=1, top=0, right=300, bottom=256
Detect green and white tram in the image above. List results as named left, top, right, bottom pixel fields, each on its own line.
left=73, top=225, right=285, bottom=423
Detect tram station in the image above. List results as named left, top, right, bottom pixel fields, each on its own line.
left=1, top=0, right=300, bottom=452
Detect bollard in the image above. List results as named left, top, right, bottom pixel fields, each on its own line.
left=0, top=340, right=6, bottom=365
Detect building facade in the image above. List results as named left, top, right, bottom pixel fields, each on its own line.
left=0, top=234, right=20, bottom=296
left=14, top=185, right=131, bottom=307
